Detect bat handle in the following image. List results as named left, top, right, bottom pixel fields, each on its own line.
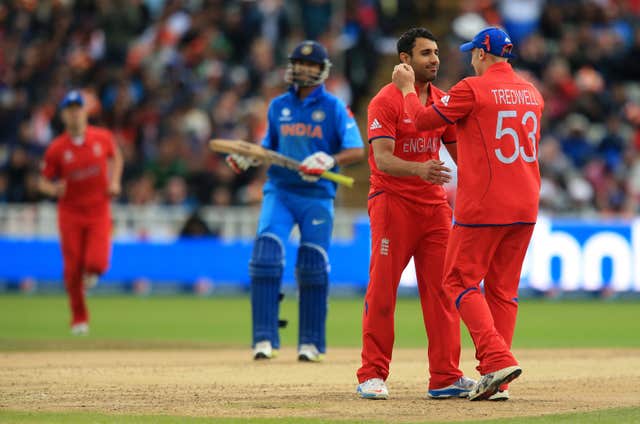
left=320, top=170, right=354, bottom=188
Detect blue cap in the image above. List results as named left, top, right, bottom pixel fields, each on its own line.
left=288, top=40, right=329, bottom=65
left=460, top=27, right=515, bottom=58
left=59, top=90, right=84, bottom=109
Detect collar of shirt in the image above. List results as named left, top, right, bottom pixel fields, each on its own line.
left=287, top=84, right=326, bottom=106
left=70, top=135, right=85, bottom=146
left=484, top=61, right=513, bottom=76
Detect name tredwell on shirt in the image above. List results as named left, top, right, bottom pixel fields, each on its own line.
left=491, top=88, right=539, bottom=106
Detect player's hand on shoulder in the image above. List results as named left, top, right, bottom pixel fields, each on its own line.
left=225, top=154, right=262, bottom=174
left=392, top=63, right=415, bottom=92
left=299, top=152, right=336, bottom=182
left=416, top=160, right=451, bottom=185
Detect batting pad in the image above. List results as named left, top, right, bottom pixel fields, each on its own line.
left=296, top=243, right=329, bottom=353
left=249, top=233, right=284, bottom=348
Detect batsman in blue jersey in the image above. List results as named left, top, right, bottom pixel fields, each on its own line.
left=227, top=40, right=364, bottom=361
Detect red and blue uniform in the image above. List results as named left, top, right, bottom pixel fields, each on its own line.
left=403, top=61, right=544, bottom=376
left=357, top=82, right=464, bottom=390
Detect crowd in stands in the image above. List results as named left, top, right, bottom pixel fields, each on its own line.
left=447, top=0, right=640, bottom=217
left=0, top=0, right=394, bottom=207
left=1, top=0, right=640, bottom=218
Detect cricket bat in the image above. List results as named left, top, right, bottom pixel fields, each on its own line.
left=209, top=139, right=354, bottom=188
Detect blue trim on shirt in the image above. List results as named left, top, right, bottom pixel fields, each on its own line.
left=455, top=287, right=478, bottom=309
left=368, top=135, right=395, bottom=144
left=432, top=105, right=454, bottom=124
left=368, top=191, right=384, bottom=200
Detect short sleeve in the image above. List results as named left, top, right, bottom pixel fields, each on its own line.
left=261, top=103, right=278, bottom=150
left=104, top=131, right=116, bottom=157
left=41, top=145, right=60, bottom=179
left=334, top=102, right=364, bottom=150
left=368, top=95, right=399, bottom=142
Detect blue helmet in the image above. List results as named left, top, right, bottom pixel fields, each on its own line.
left=285, top=40, right=332, bottom=87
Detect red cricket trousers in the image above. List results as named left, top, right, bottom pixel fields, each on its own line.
left=357, top=192, right=463, bottom=389
left=443, top=224, right=534, bottom=376
left=58, top=208, right=112, bottom=325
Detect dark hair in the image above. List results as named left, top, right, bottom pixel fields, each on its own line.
left=397, top=28, right=437, bottom=56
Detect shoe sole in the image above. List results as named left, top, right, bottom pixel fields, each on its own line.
left=357, top=388, right=388, bottom=400
left=428, top=389, right=470, bottom=399
left=254, top=353, right=271, bottom=360
left=298, top=354, right=323, bottom=363
left=469, top=367, right=521, bottom=401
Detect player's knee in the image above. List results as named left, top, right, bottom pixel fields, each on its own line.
left=249, top=233, right=284, bottom=280
left=85, top=258, right=109, bottom=275
left=295, top=243, right=329, bottom=287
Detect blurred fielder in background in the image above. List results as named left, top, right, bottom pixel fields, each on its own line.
left=226, top=40, right=364, bottom=361
left=39, top=90, right=123, bottom=335
left=393, top=27, right=543, bottom=401
left=356, top=28, right=474, bottom=400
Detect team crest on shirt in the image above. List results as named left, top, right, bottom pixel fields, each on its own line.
left=279, top=107, right=292, bottom=121
left=93, top=143, right=102, bottom=157
left=312, top=110, right=325, bottom=122
left=63, top=150, right=74, bottom=163
left=440, top=95, right=450, bottom=106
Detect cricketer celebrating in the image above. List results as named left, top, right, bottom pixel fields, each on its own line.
left=393, top=27, right=544, bottom=401
left=356, top=28, right=475, bottom=400
left=227, top=40, right=364, bottom=362
left=39, top=90, right=123, bottom=335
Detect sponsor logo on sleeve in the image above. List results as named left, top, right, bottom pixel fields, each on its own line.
left=440, top=95, right=450, bottom=106
left=370, top=119, right=382, bottom=130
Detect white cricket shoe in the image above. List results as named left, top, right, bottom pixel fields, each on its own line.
left=357, top=378, right=389, bottom=400
left=469, top=366, right=522, bottom=401
left=71, top=322, right=89, bottom=336
left=83, top=273, right=99, bottom=289
left=489, top=389, right=509, bottom=401
left=298, top=344, right=324, bottom=362
left=253, top=340, right=277, bottom=360
left=428, top=376, right=477, bottom=399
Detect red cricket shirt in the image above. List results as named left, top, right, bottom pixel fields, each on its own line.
left=41, top=126, right=116, bottom=216
left=367, top=83, right=456, bottom=205
left=404, top=62, right=544, bottom=225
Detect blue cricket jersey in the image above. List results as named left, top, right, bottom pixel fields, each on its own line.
left=261, top=85, right=363, bottom=199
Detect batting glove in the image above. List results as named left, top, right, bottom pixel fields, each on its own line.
left=298, top=151, right=336, bottom=182
left=225, top=154, right=262, bottom=174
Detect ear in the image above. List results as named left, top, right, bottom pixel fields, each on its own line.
left=399, top=52, right=411, bottom=64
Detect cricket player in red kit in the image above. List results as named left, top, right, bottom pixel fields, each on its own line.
left=39, top=90, right=123, bottom=335
left=393, top=27, right=544, bottom=401
left=356, top=28, right=475, bottom=400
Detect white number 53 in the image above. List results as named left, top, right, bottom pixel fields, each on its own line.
left=495, top=110, right=538, bottom=164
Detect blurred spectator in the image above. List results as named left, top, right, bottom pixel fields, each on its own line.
left=2, top=0, right=385, bottom=213
left=452, top=0, right=640, bottom=216
left=179, top=210, right=217, bottom=237
left=2, top=0, right=640, bottom=218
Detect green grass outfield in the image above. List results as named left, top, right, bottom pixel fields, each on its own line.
left=1, top=295, right=640, bottom=423
left=1, top=407, right=639, bottom=424
left=1, top=295, right=639, bottom=350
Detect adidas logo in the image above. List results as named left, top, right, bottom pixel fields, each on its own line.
left=440, top=95, right=450, bottom=106
left=370, top=118, right=382, bottom=130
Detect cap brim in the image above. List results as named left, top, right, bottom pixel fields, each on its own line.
left=60, top=100, right=83, bottom=109
left=459, top=42, right=475, bottom=52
